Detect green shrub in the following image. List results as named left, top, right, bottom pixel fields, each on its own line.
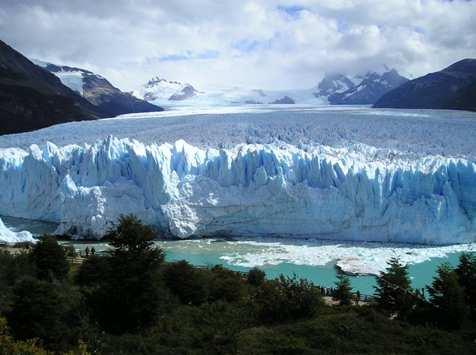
left=253, top=275, right=323, bottom=323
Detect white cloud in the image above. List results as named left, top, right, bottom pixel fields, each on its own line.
left=1, top=0, right=475, bottom=91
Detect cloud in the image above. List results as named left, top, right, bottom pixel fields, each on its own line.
left=1, top=0, right=475, bottom=90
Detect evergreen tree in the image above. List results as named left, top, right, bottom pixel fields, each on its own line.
left=85, top=215, right=165, bottom=334
left=455, top=253, right=476, bottom=317
left=31, top=236, right=69, bottom=281
left=333, top=273, right=353, bottom=306
left=247, top=267, right=266, bottom=287
left=374, top=257, right=414, bottom=317
left=427, top=263, right=467, bottom=329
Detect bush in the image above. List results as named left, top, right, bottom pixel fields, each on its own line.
left=208, top=265, right=246, bottom=303
left=162, top=260, right=209, bottom=305
left=31, top=236, right=69, bottom=282
left=6, top=277, right=80, bottom=351
left=253, top=275, right=323, bottom=323
left=247, top=267, right=265, bottom=287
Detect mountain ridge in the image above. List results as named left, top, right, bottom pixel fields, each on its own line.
left=374, top=58, right=476, bottom=111
left=36, top=61, right=163, bottom=116
left=0, top=40, right=103, bottom=134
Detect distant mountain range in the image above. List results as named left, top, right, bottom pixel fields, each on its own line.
left=374, top=59, right=476, bottom=111
left=314, top=69, right=409, bottom=105
left=138, top=69, right=408, bottom=106
left=35, top=61, right=162, bottom=117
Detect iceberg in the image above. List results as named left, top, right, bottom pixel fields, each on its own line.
left=0, top=217, right=35, bottom=244
left=0, top=136, right=475, bottom=244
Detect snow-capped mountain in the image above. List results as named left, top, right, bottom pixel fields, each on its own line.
left=138, top=76, right=321, bottom=106
left=137, top=76, right=199, bottom=102
left=313, top=73, right=360, bottom=99
left=314, top=69, right=408, bottom=105
left=35, top=60, right=162, bottom=116
left=0, top=40, right=103, bottom=135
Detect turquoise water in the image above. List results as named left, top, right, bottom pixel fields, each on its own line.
left=162, top=244, right=463, bottom=296
left=2, top=216, right=469, bottom=296
left=68, top=239, right=469, bottom=296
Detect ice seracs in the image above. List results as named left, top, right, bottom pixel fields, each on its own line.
left=0, top=217, right=35, bottom=244
left=0, top=136, right=475, bottom=244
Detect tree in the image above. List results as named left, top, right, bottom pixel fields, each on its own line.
left=247, top=267, right=266, bottom=287
left=85, top=215, right=165, bottom=334
left=333, top=273, right=353, bottom=306
left=427, top=263, right=467, bottom=329
left=162, top=260, right=209, bottom=305
left=374, top=257, right=414, bottom=317
left=6, top=278, right=80, bottom=351
left=30, top=236, right=69, bottom=281
left=253, top=275, right=323, bottom=323
left=455, top=252, right=476, bottom=317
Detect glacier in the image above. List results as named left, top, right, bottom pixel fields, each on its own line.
left=0, top=217, right=35, bottom=244
left=0, top=136, right=475, bottom=244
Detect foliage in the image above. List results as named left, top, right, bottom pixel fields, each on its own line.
left=30, top=236, right=69, bottom=281
left=236, top=309, right=476, bottom=355
left=334, top=273, right=353, bottom=306
left=253, top=275, right=323, bottom=323
left=208, top=265, right=246, bottom=303
left=374, top=257, right=415, bottom=318
left=162, top=260, right=209, bottom=305
left=427, top=263, right=467, bottom=329
left=83, top=215, right=165, bottom=334
left=5, top=277, right=81, bottom=352
left=0, top=316, right=49, bottom=355
left=2, top=216, right=476, bottom=353
left=456, top=252, right=476, bottom=317
left=247, top=267, right=265, bottom=287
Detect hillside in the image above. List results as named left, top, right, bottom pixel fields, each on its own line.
left=374, top=59, right=476, bottom=111
left=38, top=62, right=162, bottom=116
left=0, top=40, right=103, bottom=134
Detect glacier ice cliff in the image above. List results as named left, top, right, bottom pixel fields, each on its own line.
left=0, top=136, right=475, bottom=244
left=0, top=217, right=35, bottom=244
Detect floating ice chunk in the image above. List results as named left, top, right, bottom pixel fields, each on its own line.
left=0, top=217, right=35, bottom=244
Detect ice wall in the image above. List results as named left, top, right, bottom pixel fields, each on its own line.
left=0, top=136, right=475, bottom=244
left=0, top=217, right=35, bottom=244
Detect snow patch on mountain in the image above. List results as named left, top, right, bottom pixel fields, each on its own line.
left=0, top=136, right=475, bottom=244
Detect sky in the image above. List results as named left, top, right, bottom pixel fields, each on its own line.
left=1, top=0, right=475, bottom=91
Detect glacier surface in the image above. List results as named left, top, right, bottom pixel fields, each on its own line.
left=0, top=135, right=475, bottom=244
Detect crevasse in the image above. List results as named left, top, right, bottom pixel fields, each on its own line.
left=0, top=136, right=475, bottom=244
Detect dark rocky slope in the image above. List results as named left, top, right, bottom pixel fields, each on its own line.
left=374, top=59, right=476, bottom=111
left=0, top=40, right=102, bottom=134
left=41, top=63, right=162, bottom=116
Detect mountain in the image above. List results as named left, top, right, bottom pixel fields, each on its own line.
left=137, top=76, right=199, bottom=102
left=374, top=59, right=476, bottom=111
left=313, top=73, right=359, bottom=99
left=314, top=69, right=408, bottom=105
left=270, top=96, right=295, bottom=104
left=36, top=61, right=162, bottom=116
left=0, top=40, right=103, bottom=134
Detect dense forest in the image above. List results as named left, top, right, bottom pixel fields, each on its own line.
left=0, top=215, right=475, bottom=354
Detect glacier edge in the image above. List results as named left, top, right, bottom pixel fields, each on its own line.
left=0, top=136, right=475, bottom=245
